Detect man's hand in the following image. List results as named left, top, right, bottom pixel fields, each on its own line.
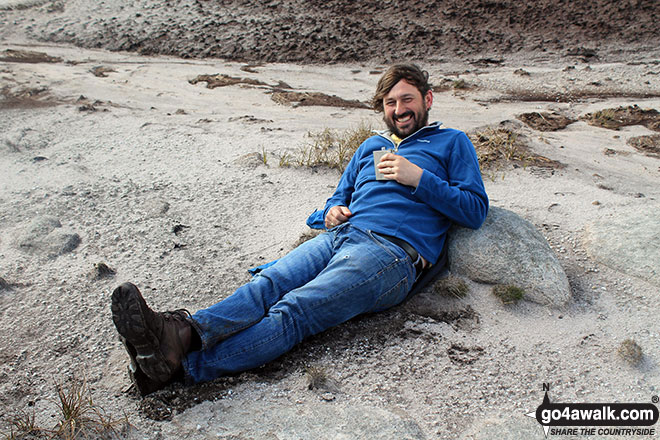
left=376, top=153, right=423, bottom=188
left=325, top=205, right=352, bottom=229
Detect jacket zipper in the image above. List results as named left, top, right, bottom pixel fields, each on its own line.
left=375, top=122, right=441, bottom=153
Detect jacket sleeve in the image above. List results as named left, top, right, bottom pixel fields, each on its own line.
left=321, top=145, right=361, bottom=221
left=412, top=132, right=489, bottom=229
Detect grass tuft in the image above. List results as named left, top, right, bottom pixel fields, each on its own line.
left=618, top=339, right=643, bottom=366
left=292, top=121, right=374, bottom=171
left=305, top=366, right=330, bottom=391
left=3, top=410, right=44, bottom=439
left=453, top=79, right=469, bottom=89
left=468, top=126, right=564, bottom=177
left=492, top=284, right=525, bottom=304
left=2, top=376, right=130, bottom=440
left=469, top=128, right=527, bottom=167
left=432, top=275, right=469, bottom=298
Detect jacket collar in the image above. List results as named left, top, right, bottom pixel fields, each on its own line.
left=374, top=121, right=443, bottom=147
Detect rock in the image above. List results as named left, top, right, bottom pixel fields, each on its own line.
left=3, top=128, right=49, bottom=153
left=233, top=151, right=267, bottom=168
left=460, top=413, right=542, bottom=439
left=448, top=207, right=571, bottom=307
left=167, top=400, right=426, bottom=440
left=0, top=277, right=12, bottom=292
left=14, top=215, right=81, bottom=258
left=143, top=199, right=170, bottom=217
left=90, top=262, right=116, bottom=280
left=584, top=207, right=659, bottom=287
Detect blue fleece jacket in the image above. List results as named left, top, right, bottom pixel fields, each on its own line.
left=322, top=122, right=489, bottom=265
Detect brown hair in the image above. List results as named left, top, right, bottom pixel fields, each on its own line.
left=371, top=64, right=431, bottom=112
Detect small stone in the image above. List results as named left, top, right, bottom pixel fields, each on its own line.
left=91, top=262, right=116, bottom=280
left=0, top=277, right=12, bottom=291
left=320, top=392, right=336, bottom=402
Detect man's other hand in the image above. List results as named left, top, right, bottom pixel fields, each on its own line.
left=325, top=205, right=352, bottom=229
left=376, top=153, right=423, bottom=188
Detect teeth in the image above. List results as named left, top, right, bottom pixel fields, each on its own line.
left=396, top=114, right=411, bottom=123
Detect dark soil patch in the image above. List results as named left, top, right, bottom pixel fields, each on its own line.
left=497, top=90, right=660, bottom=103
left=139, top=376, right=241, bottom=421
left=468, top=126, right=564, bottom=171
left=580, top=105, right=660, bottom=131
left=0, top=86, right=59, bottom=109
left=446, top=343, right=484, bottom=365
left=432, top=78, right=477, bottom=93
left=27, top=0, right=660, bottom=63
left=518, top=111, right=576, bottom=131
left=137, top=301, right=465, bottom=421
left=627, top=134, right=660, bottom=158
left=137, top=308, right=406, bottom=420
left=0, top=49, right=62, bottom=63
left=189, top=74, right=270, bottom=89
left=90, top=66, right=116, bottom=77
left=270, top=91, right=369, bottom=109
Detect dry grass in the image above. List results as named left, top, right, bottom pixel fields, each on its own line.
left=305, top=366, right=330, bottom=390
left=627, top=134, right=660, bottom=158
left=432, top=275, right=469, bottom=298
left=580, top=105, right=660, bottom=131
left=517, top=111, right=576, bottom=131
left=2, top=377, right=129, bottom=440
left=0, top=49, right=61, bottom=63
left=270, top=91, right=368, bottom=109
left=469, top=127, right=528, bottom=168
left=618, top=339, right=643, bottom=366
left=0, top=86, right=59, bottom=110
left=492, top=284, right=525, bottom=304
left=452, top=79, right=469, bottom=90
left=188, top=73, right=269, bottom=89
left=304, top=366, right=340, bottom=393
left=289, top=121, right=374, bottom=171
left=469, top=126, right=564, bottom=176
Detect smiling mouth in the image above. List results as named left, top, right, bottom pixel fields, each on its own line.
left=394, top=112, right=413, bottom=124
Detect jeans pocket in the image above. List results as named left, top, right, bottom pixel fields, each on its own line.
left=366, top=230, right=409, bottom=262
left=370, top=274, right=410, bottom=313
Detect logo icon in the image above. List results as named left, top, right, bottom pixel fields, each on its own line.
left=526, top=384, right=658, bottom=437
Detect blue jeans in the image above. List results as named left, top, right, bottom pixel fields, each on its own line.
left=182, top=223, right=415, bottom=383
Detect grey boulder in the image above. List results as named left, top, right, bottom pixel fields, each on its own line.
left=14, top=215, right=81, bottom=258
left=448, top=206, right=571, bottom=306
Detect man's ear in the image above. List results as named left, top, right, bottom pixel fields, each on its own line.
left=425, top=90, right=433, bottom=111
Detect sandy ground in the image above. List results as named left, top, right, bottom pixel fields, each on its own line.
left=1, top=12, right=660, bottom=440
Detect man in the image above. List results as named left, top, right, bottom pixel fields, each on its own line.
left=111, top=63, right=489, bottom=395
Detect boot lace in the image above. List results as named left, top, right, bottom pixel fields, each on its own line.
left=162, top=309, right=192, bottom=321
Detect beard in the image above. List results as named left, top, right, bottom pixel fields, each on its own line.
left=384, top=107, right=430, bottom=139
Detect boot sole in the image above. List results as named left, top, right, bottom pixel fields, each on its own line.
left=119, top=335, right=166, bottom=396
left=111, top=283, right=174, bottom=384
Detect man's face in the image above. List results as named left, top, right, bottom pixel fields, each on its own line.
left=382, top=79, right=433, bottom=138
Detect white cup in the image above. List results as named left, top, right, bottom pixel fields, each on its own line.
left=373, top=149, right=392, bottom=180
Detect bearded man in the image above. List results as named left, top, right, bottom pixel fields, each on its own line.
left=111, top=63, right=489, bottom=394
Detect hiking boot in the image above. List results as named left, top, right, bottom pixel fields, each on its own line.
left=118, top=335, right=169, bottom=396
left=111, top=282, right=193, bottom=393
